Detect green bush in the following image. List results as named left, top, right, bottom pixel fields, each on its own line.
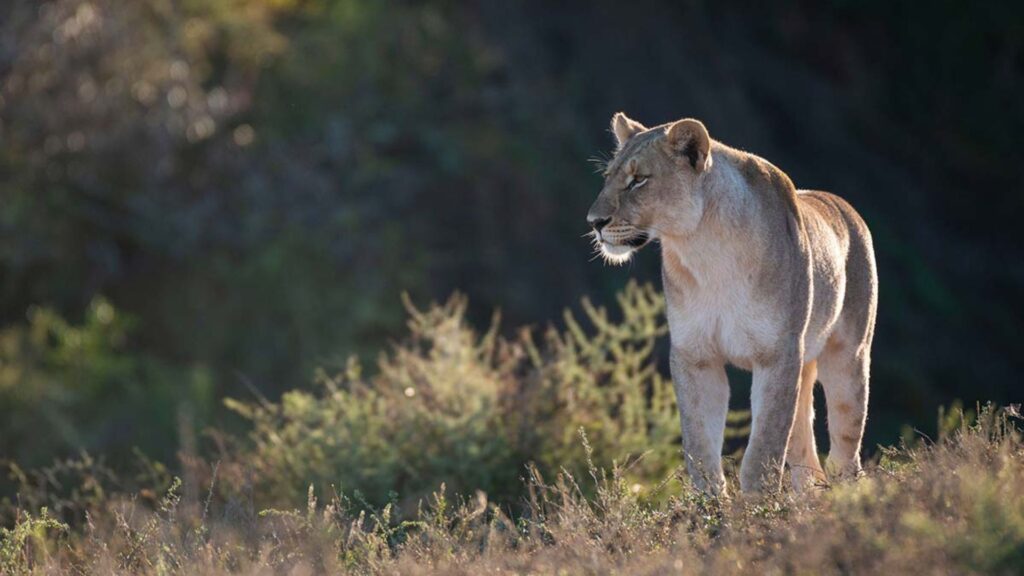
left=227, top=282, right=743, bottom=509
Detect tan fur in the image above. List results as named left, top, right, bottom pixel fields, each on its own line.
left=587, top=113, right=878, bottom=494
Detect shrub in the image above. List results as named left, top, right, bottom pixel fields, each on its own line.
left=225, top=281, right=735, bottom=509
left=0, top=508, right=68, bottom=575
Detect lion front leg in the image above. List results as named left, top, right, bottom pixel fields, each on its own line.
left=742, top=349, right=801, bottom=493
left=669, top=349, right=730, bottom=496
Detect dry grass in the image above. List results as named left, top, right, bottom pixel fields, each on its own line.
left=3, top=286, right=1022, bottom=574
left=2, top=406, right=1022, bottom=575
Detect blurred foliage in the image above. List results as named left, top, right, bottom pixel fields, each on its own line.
left=0, top=0, right=1022, bottom=490
left=0, top=0, right=432, bottom=386
left=0, top=298, right=211, bottom=468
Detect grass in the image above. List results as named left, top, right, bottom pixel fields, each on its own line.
left=2, top=285, right=1022, bottom=574
left=1, top=405, right=1022, bottom=575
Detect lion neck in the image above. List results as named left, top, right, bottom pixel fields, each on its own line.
left=658, top=143, right=781, bottom=291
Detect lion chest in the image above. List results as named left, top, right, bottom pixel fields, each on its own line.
left=663, top=278, right=782, bottom=371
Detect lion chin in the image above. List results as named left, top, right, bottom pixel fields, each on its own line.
left=599, top=233, right=651, bottom=265
left=599, top=242, right=635, bottom=264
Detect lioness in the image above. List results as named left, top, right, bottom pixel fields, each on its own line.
left=587, top=113, right=877, bottom=494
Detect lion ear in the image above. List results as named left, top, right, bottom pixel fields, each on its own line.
left=664, top=118, right=712, bottom=172
left=611, top=112, right=646, bottom=150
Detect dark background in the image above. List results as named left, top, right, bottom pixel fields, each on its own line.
left=1, top=0, right=1022, bottom=469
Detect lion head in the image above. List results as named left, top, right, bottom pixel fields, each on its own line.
left=586, top=112, right=714, bottom=264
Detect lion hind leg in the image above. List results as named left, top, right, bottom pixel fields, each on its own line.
left=787, top=360, right=826, bottom=491
left=819, top=340, right=869, bottom=480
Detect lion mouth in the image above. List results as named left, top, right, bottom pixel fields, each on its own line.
left=623, top=233, right=651, bottom=249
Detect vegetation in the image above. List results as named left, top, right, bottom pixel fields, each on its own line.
left=2, top=283, right=1022, bottom=574
left=2, top=402, right=1021, bottom=574
left=223, top=282, right=718, bottom=509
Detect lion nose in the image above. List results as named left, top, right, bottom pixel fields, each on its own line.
left=588, top=216, right=612, bottom=232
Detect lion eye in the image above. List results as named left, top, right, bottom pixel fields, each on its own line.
left=628, top=176, right=649, bottom=191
